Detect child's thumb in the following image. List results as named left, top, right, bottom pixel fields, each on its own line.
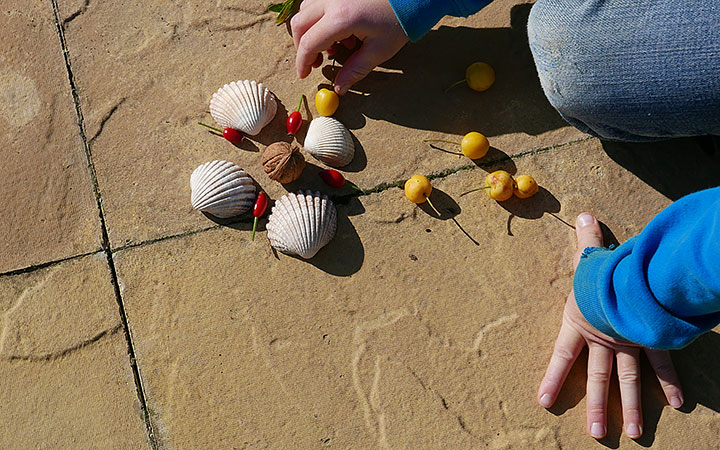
left=334, top=40, right=385, bottom=95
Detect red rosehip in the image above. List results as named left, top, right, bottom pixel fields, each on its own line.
left=222, top=127, right=244, bottom=144
left=320, top=169, right=346, bottom=188
left=286, top=111, right=302, bottom=135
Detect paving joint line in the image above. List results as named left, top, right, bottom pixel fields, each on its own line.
left=49, top=1, right=158, bottom=448
left=0, top=250, right=102, bottom=279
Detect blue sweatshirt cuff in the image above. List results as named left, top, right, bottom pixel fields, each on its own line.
left=387, top=0, right=493, bottom=42
left=573, top=187, right=720, bottom=350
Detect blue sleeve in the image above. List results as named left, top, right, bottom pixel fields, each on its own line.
left=574, top=186, right=720, bottom=350
left=387, top=0, right=494, bottom=41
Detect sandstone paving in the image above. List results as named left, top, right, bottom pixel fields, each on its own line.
left=0, top=254, right=149, bottom=448
left=56, top=0, right=584, bottom=249
left=0, top=1, right=101, bottom=273
left=114, top=138, right=720, bottom=449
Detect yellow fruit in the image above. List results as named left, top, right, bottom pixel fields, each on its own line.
left=404, top=174, right=432, bottom=204
left=466, top=62, right=495, bottom=92
left=315, top=88, right=339, bottom=117
left=460, top=132, right=490, bottom=159
left=514, top=174, right=539, bottom=199
left=484, top=170, right=514, bottom=201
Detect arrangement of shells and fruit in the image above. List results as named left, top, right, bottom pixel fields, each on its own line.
left=190, top=8, right=542, bottom=259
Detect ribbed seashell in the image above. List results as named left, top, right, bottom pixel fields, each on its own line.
left=210, top=80, right=277, bottom=136
left=303, top=117, right=355, bottom=167
left=190, top=160, right=256, bottom=218
left=266, top=191, right=337, bottom=259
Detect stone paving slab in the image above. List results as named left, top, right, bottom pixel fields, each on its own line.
left=114, top=138, right=720, bottom=448
left=0, top=1, right=100, bottom=273
left=56, top=0, right=584, bottom=248
left=0, top=254, right=148, bottom=448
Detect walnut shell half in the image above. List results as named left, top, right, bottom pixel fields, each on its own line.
left=261, top=141, right=306, bottom=184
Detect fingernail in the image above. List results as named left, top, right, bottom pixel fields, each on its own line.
left=577, top=214, right=596, bottom=228
left=670, top=395, right=683, bottom=408
left=539, top=393, right=553, bottom=407
left=627, top=423, right=641, bottom=438
left=590, top=422, right=606, bottom=438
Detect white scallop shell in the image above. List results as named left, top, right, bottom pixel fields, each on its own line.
left=190, top=160, right=256, bottom=218
left=303, top=117, right=355, bottom=167
left=266, top=191, right=337, bottom=259
left=210, top=80, right=277, bottom=136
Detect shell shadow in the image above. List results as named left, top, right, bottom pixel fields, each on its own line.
left=201, top=212, right=264, bottom=233
left=343, top=131, right=368, bottom=172
left=304, top=204, right=364, bottom=276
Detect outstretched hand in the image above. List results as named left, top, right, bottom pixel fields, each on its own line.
left=538, top=214, right=684, bottom=439
left=290, top=0, right=408, bottom=95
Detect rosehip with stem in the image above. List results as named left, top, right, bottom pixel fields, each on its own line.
left=286, top=94, right=306, bottom=136
left=424, top=132, right=490, bottom=159
left=251, top=192, right=269, bottom=241
left=320, top=169, right=363, bottom=192
left=198, top=122, right=244, bottom=144
left=404, top=174, right=441, bottom=216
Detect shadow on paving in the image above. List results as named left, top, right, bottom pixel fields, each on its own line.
left=602, top=135, right=720, bottom=200
left=328, top=4, right=567, bottom=138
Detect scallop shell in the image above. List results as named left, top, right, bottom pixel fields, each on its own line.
left=303, top=117, right=355, bottom=167
left=266, top=191, right=337, bottom=259
left=210, top=80, right=277, bottom=136
left=190, top=160, right=256, bottom=218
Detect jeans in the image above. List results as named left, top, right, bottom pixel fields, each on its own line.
left=527, top=0, right=720, bottom=141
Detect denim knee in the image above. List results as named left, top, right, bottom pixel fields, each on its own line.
left=527, top=1, right=609, bottom=138
left=527, top=0, right=720, bottom=141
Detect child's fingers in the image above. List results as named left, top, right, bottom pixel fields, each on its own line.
left=296, top=17, right=352, bottom=78
left=573, top=213, right=603, bottom=269
left=537, top=321, right=585, bottom=409
left=645, top=349, right=684, bottom=408
left=290, top=0, right=324, bottom=50
left=586, top=343, right=613, bottom=439
left=615, top=348, right=643, bottom=439
left=334, top=39, right=387, bottom=94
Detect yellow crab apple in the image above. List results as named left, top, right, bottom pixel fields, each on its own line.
left=514, top=174, right=539, bottom=199
left=404, top=174, right=441, bottom=216
left=484, top=170, right=514, bottom=201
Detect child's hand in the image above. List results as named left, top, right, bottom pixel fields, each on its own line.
left=538, top=214, right=684, bottom=440
left=290, top=0, right=409, bottom=95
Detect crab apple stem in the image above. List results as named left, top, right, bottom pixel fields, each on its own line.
left=252, top=218, right=258, bottom=241
left=444, top=79, right=466, bottom=93
left=424, top=139, right=460, bottom=146
left=296, top=94, right=305, bottom=112
left=198, top=122, right=223, bottom=133
left=425, top=198, right=442, bottom=217
left=424, top=140, right=464, bottom=156
left=459, top=186, right=491, bottom=197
